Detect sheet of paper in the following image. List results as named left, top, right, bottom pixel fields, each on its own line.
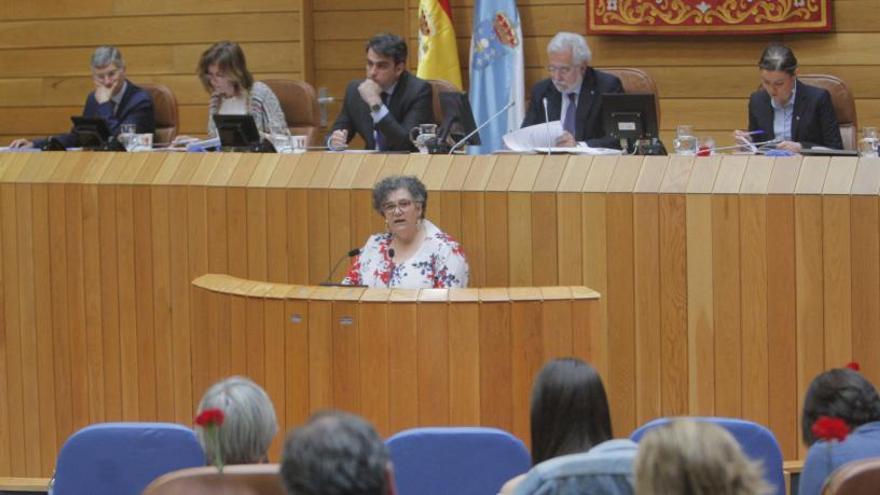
left=533, top=146, right=622, bottom=155
left=503, top=121, right=564, bottom=151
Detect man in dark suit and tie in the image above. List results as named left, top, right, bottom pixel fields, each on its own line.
left=521, top=32, right=623, bottom=149
left=9, top=45, right=155, bottom=149
left=328, top=33, right=433, bottom=152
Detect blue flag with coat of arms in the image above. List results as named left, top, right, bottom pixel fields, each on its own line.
left=468, top=0, right=524, bottom=154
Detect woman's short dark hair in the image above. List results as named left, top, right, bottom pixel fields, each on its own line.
left=366, top=33, right=408, bottom=65
left=530, top=357, right=613, bottom=465
left=801, top=368, right=880, bottom=445
left=371, top=175, right=428, bottom=218
left=758, top=44, right=798, bottom=75
left=197, top=41, right=254, bottom=94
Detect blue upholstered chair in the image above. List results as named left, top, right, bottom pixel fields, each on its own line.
left=53, top=422, right=205, bottom=495
left=630, top=417, right=785, bottom=495
left=387, top=427, right=531, bottom=495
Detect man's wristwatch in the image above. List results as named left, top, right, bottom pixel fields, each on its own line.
left=370, top=102, right=382, bottom=113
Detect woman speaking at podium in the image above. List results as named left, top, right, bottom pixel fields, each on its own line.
left=342, top=175, right=469, bottom=288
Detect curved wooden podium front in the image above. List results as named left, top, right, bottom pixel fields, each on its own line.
left=192, top=274, right=600, bottom=452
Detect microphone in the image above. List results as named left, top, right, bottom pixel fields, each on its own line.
left=542, top=97, right=552, bottom=155
left=448, top=100, right=515, bottom=154
left=388, top=248, right=396, bottom=259
left=319, top=248, right=361, bottom=287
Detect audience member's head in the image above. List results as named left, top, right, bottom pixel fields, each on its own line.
left=801, top=367, right=880, bottom=446
left=280, top=410, right=395, bottom=495
left=195, top=375, right=278, bottom=465
left=635, top=420, right=770, bottom=495
left=530, top=357, right=613, bottom=465
left=197, top=41, right=255, bottom=96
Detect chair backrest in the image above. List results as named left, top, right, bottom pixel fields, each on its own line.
left=387, top=426, right=531, bottom=495
left=143, top=464, right=286, bottom=495
left=261, top=79, right=321, bottom=146
left=598, top=67, right=661, bottom=127
left=428, top=79, right=459, bottom=126
left=53, top=422, right=204, bottom=495
left=140, top=83, right=179, bottom=145
left=822, top=457, right=880, bottom=495
left=798, top=74, right=858, bottom=150
left=630, top=417, right=785, bottom=495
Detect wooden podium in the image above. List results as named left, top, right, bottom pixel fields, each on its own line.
left=191, top=274, right=601, bottom=455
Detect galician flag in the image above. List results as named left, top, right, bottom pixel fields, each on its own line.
left=468, top=0, right=525, bottom=153
left=416, top=0, right=462, bottom=89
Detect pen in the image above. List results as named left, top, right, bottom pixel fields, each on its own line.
left=745, top=130, right=765, bottom=136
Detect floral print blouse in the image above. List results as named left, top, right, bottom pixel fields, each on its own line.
left=342, top=220, right=469, bottom=288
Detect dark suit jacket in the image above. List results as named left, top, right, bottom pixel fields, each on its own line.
left=328, top=71, right=433, bottom=152
left=521, top=68, right=624, bottom=149
left=34, top=80, right=155, bottom=149
left=748, top=80, right=843, bottom=150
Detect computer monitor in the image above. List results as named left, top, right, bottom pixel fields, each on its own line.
left=71, top=116, right=112, bottom=148
left=213, top=114, right=265, bottom=150
left=601, top=93, right=659, bottom=142
left=438, top=91, right=481, bottom=146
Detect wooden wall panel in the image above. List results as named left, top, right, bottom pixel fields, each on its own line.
left=6, top=1, right=878, bottom=147
left=4, top=153, right=880, bottom=479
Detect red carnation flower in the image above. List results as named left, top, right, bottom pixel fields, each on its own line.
left=812, top=416, right=850, bottom=442
left=195, top=408, right=225, bottom=427
left=845, top=361, right=861, bottom=372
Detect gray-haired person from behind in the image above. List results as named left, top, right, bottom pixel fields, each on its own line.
left=195, top=376, right=278, bottom=465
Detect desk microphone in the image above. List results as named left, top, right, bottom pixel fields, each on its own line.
left=448, top=100, right=515, bottom=154
left=319, top=248, right=361, bottom=286
left=542, top=97, right=552, bottom=155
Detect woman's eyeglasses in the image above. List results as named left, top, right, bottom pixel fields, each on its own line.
left=381, top=199, right=418, bottom=214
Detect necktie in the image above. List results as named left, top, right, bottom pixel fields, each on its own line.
left=562, top=93, right=577, bottom=136
left=374, top=91, right=390, bottom=151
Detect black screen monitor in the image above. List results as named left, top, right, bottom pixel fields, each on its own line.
left=71, top=116, right=111, bottom=148
left=438, top=91, right=481, bottom=146
left=213, top=114, right=262, bottom=149
left=601, top=93, right=659, bottom=142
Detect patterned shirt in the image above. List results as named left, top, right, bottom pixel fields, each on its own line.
left=342, top=219, right=469, bottom=288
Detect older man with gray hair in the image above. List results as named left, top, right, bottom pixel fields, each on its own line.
left=521, top=32, right=623, bottom=149
left=10, top=45, right=154, bottom=149
left=281, top=410, right=397, bottom=495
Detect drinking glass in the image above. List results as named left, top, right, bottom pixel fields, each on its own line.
left=860, top=127, right=878, bottom=158
left=119, top=123, right=137, bottom=151
left=673, top=124, right=698, bottom=156
left=409, top=123, right=438, bottom=154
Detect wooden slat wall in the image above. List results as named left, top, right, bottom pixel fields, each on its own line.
left=0, top=0, right=306, bottom=144
left=5, top=1, right=877, bottom=148
left=3, top=152, right=880, bottom=477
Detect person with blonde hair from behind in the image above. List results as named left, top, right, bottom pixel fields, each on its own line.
left=635, top=420, right=771, bottom=495
left=195, top=375, right=278, bottom=465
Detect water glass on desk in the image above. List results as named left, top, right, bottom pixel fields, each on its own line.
left=673, top=125, right=698, bottom=155
left=860, top=127, right=878, bottom=157
left=119, top=123, right=136, bottom=151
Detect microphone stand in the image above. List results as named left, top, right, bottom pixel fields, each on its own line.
left=448, top=100, right=515, bottom=155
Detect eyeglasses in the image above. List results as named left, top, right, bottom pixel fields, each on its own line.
left=546, top=65, right=576, bottom=75
left=381, top=199, right=418, bottom=214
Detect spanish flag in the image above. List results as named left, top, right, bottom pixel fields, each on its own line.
left=416, top=0, right=462, bottom=89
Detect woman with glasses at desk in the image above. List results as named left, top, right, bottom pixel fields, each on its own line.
left=342, top=175, right=469, bottom=288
